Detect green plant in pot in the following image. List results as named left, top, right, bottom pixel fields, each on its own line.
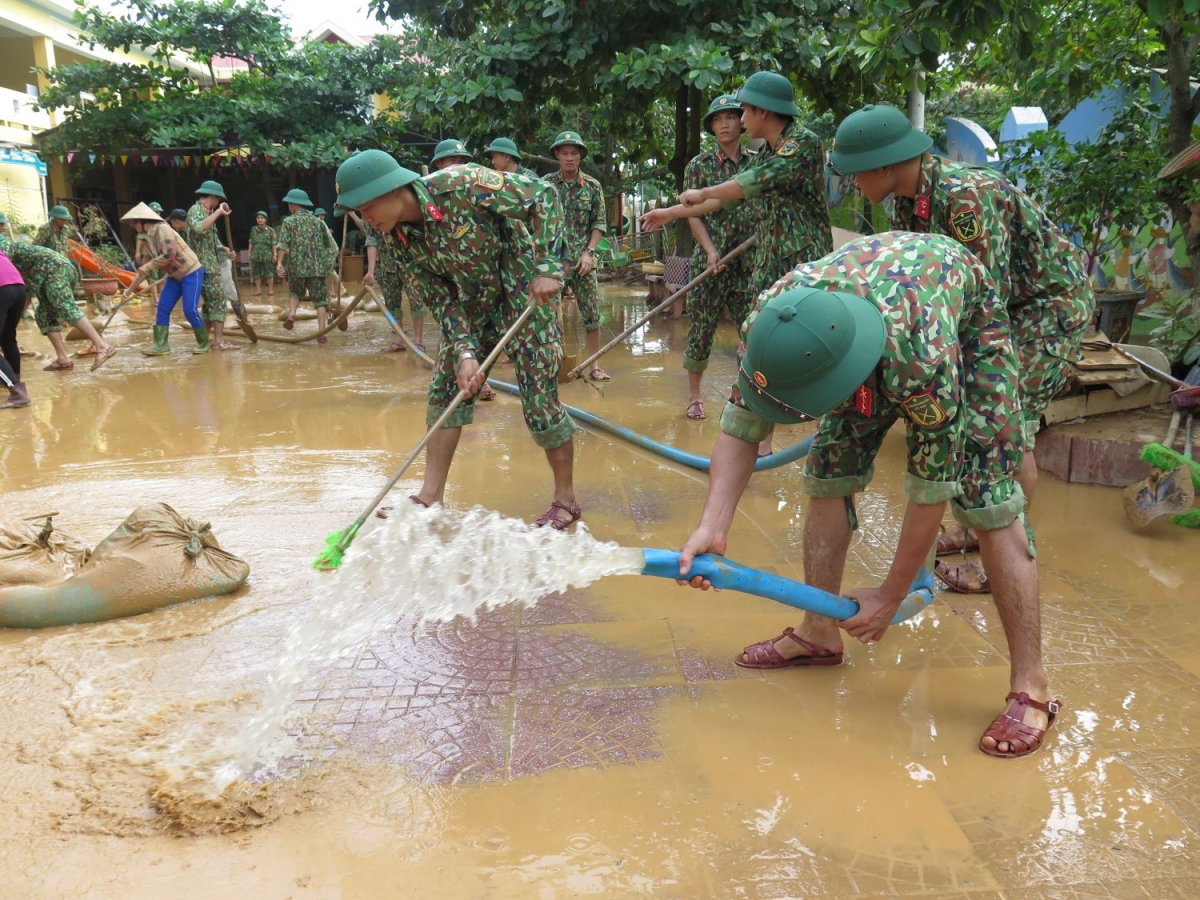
left=1144, top=288, right=1200, bottom=375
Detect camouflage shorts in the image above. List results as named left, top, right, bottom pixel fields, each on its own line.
left=379, top=266, right=425, bottom=320
left=201, top=269, right=227, bottom=323
left=1009, top=281, right=1094, bottom=446
left=427, top=300, right=576, bottom=450
left=564, top=267, right=600, bottom=331
left=33, top=274, right=82, bottom=335
left=251, top=260, right=275, bottom=279
left=289, top=276, right=328, bottom=307
left=684, top=251, right=755, bottom=372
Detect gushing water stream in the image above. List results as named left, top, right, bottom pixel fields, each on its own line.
left=215, top=503, right=646, bottom=786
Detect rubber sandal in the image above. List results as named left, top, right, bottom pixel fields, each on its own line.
left=414, top=343, right=426, bottom=354
left=91, top=346, right=118, bottom=371
left=979, top=692, right=1061, bottom=759
left=936, top=525, right=979, bottom=556
left=686, top=399, right=705, bottom=420
left=535, top=500, right=581, bottom=530
left=214, top=342, right=240, bottom=351
left=735, top=626, right=843, bottom=669
left=478, top=384, right=497, bottom=402
left=43, top=360, right=74, bottom=371
left=316, top=334, right=328, bottom=344
left=75, top=344, right=99, bottom=357
left=381, top=341, right=406, bottom=353
left=283, top=315, right=295, bottom=331
left=588, top=367, right=612, bottom=382
left=337, top=316, right=349, bottom=332
left=376, top=494, right=429, bottom=520
left=935, top=559, right=990, bottom=594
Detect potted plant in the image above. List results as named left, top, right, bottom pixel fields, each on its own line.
left=1144, top=288, right=1200, bottom=377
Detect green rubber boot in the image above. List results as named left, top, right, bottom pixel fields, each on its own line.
left=192, top=326, right=211, bottom=354
left=142, top=324, right=171, bottom=356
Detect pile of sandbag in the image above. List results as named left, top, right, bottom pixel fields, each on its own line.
left=0, top=503, right=249, bottom=628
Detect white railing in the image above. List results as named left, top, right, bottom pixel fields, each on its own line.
left=0, top=86, right=51, bottom=133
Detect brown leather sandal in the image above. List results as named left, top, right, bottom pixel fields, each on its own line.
left=935, top=559, right=990, bottom=593
left=735, top=626, right=843, bottom=669
left=936, top=525, right=980, bottom=555
left=979, top=692, right=1061, bottom=759
left=535, top=500, right=581, bottom=530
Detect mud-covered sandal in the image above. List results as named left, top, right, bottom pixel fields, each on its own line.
left=686, top=400, right=705, bottom=420
left=979, top=691, right=1061, bottom=759
left=936, top=525, right=979, bottom=555
left=91, top=346, right=119, bottom=371
left=735, top=626, right=843, bottom=669
left=376, top=494, right=429, bottom=520
left=588, top=367, right=612, bottom=382
left=935, top=559, right=990, bottom=593
left=535, top=500, right=581, bottom=530
left=43, top=359, right=74, bottom=371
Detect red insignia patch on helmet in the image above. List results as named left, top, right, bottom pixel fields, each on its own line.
left=753, top=371, right=768, bottom=388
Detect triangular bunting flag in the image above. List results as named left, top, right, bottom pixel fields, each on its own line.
left=183, top=155, right=192, bottom=165
left=68, top=152, right=76, bottom=163
left=88, top=153, right=96, bottom=163
left=141, top=155, right=149, bottom=163
left=120, top=155, right=128, bottom=165
left=151, top=155, right=159, bottom=164
left=173, top=156, right=182, bottom=166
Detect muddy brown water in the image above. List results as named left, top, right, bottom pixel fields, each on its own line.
left=3, top=286, right=1200, bottom=898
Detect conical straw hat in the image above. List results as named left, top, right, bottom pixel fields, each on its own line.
left=121, top=202, right=164, bottom=222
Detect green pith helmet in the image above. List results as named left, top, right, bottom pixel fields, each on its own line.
left=704, top=94, right=744, bottom=134
left=738, top=287, right=887, bottom=423
left=485, top=137, right=522, bottom=161
left=0, top=213, right=7, bottom=224
left=829, top=104, right=934, bottom=175
left=48, top=204, right=73, bottom=221
left=313, top=207, right=326, bottom=216
left=550, top=130, right=588, bottom=157
left=148, top=202, right=164, bottom=213
left=335, top=149, right=421, bottom=210
left=256, top=209, right=268, bottom=218
left=195, top=179, right=227, bottom=200
left=735, top=72, right=800, bottom=117
left=282, top=188, right=313, bottom=207
left=332, top=203, right=347, bottom=218
left=431, top=138, right=471, bottom=164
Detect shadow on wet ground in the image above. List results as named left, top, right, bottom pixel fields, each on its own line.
left=2, top=286, right=1200, bottom=898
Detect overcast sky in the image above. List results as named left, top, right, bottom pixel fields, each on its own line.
left=274, top=0, right=391, bottom=38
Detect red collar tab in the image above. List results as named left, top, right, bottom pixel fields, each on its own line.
left=391, top=226, right=408, bottom=247
left=425, top=203, right=444, bottom=222
left=915, top=195, right=931, bottom=220
left=855, top=383, right=874, bottom=417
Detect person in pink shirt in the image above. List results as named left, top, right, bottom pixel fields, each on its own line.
left=0, top=247, right=29, bottom=409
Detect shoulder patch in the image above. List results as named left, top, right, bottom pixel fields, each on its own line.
left=476, top=169, right=506, bottom=191
left=776, top=138, right=801, bottom=158
left=950, top=207, right=981, bottom=242
left=901, top=391, right=949, bottom=428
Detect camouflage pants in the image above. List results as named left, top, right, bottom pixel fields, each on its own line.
left=1010, top=281, right=1095, bottom=447
left=379, top=265, right=426, bottom=322
left=290, top=276, right=328, bottom=307
left=684, top=249, right=755, bottom=372
left=750, top=246, right=809, bottom=296
left=428, top=300, right=576, bottom=450
left=32, top=271, right=82, bottom=335
left=801, top=346, right=1028, bottom=534
left=564, top=267, right=600, bottom=331
left=251, top=260, right=275, bottom=280
left=201, top=269, right=227, bottom=323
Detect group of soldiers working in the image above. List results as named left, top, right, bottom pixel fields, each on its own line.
left=332, top=70, right=1092, bottom=760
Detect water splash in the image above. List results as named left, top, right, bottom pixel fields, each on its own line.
left=215, top=503, right=646, bottom=786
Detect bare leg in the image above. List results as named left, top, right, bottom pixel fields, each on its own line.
left=544, top=439, right=576, bottom=507
left=267, top=278, right=274, bottom=296
left=288, top=297, right=299, bottom=318
left=1016, top=449, right=1038, bottom=506
left=687, top=370, right=703, bottom=407
left=739, top=496, right=849, bottom=663
left=253, top=278, right=261, bottom=296
left=585, top=328, right=609, bottom=378
left=46, top=332, right=72, bottom=365
left=412, top=317, right=424, bottom=348
left=212, top=320, right=229, bottom=348
left=976, top=520, right=1050, bottom=752
left=758, top=429, right=774, bottom=457
left=414, top=425, right=462, bottom=506
left=316, top=306, right=328, bottom=332
left=70, top=318, right=112, bottom=353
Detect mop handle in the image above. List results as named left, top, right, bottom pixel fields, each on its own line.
left=640, top=549, right=936, bottom=625
left=566, top=236, right=756, bottom=381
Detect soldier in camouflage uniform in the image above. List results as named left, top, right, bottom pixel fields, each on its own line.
left=276, top=188, right=339, bottom=342
left=674, top=94, right=757, bottom=421
left=34, top=205, right=83, bottom=257
left=642, top=72, right=832, bottom=294
left=432, top=138, right=473, bottom=170
left=0, top=235, right=117, bottom=371
left=186, top=180, right=237, bottom=350
left=354, top=214, right=426, bottom=353
left=486, top=138, right=540, bottom=180
left=545, top=130, right=611, bottom=381
left=248, top=210, right=277, bottom=297
left=831, top=103, right=1095, bottom=592
left=677, top=231, right=1059, bottom=760
left=334, top=149, right=582, bottom=528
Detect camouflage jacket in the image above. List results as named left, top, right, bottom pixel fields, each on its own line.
left=544, top=170, right=606, bottom=258
left=275, top=209, right=338, bottom=278
left=0, top=234, right=76, bottom=292
left=380, top=164, right=565, bottom=357
left=723, top=231, right=1019, bottom=501
left=683, top=145, right=755, bottom=256
left=137, top=221, right=202, bottom=280
left=186, top=202, right=226, bottom=270
left=729, top=120, right=832, bottom=275
left=33, top=223, right=82, bottom=256
left=890, top=153, right=1088, bottom=309
left=248, top=224, right=277, bottom=262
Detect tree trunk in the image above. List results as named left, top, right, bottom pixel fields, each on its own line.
left=673, top=85, right=703, bottom=259
left=1160, top=20, right=1200, bottom=298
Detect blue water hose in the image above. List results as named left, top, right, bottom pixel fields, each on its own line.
left=640, top=549, right=937, bottom=624
left=488, top=379, right=813, bottom=472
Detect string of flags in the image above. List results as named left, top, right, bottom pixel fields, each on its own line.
left=54, top=151, right=277, bottom=167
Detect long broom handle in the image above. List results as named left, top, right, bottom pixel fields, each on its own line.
left=566, top=236, right=755, bottom=380
left=335, top=301, right=540, bottom=551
